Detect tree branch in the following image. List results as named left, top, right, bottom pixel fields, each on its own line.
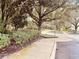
left=41, top=1, right=66, bottom=18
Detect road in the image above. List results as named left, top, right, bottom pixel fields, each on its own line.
left=1, top=29, right=79, bottom=59
left=41, top=29, right=79, bottom=59
left=55, top=32, right=79, bottom=59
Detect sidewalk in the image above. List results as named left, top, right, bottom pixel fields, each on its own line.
left=2, top=38, right=56, bottom=59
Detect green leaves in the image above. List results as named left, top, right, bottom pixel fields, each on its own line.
left=0, top=29, right=38, bottom=49
left=12, top=30, right=38, bottom=44
left=0, top=33, right=10, bottom=49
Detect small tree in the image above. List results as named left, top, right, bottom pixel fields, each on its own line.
left=69, top=17, right=79, bottom=33
left=66, top=10, right=79, bottom=33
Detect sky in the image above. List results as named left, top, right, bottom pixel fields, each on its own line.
left=69, top=0, right=79, bottom=3
left=67, top=0, right=79, bottom=5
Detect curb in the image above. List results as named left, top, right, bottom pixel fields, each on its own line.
left=50, top=40, right=57, bottom=59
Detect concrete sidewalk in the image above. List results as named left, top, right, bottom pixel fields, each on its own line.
left=2, top=38, right=56, bottom=59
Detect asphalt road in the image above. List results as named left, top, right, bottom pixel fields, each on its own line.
left=55, top=33, right=79, bottom=59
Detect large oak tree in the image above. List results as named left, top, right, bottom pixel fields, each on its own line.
left=25, top=0, right=66, bottom=30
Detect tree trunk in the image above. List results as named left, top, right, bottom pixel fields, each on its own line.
left=15, top=26, right=18, bottom=31
left=37, top=19, right=42, bottom=30
left=1, top=0, right=5, bottom=22
left=37, top=18, right=43, bottom=37
left=1, top=0, right=7, bottom=33
left=74, top=25, right=77, bottom=33
left=38, top=25, right=41, bottom=31
left=37, top=23, right=41, bottom=35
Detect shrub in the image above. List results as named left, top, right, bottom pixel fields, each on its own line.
left=12, top=30, right=39, bottom=45
left=0, top=29, right=39, bottom=49
left=0, top=33, right=10, bottom=49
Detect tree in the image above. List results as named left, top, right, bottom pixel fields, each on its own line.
left=25, top=0, right=66, bottom=30
left=67, top=10, right=79, bottom=33
left=63, top=5, right=79, bottom=33
left=0, top=0, right=66, bottom=33
left=0, top=0, right=28, bottom=32
left=52, top=3, right=79, bottom=32
left=0, top=0, right=12, bottom=33
left=5, top=0, right=37, bottom=31
left=70, top=17, right=79, bottom=32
